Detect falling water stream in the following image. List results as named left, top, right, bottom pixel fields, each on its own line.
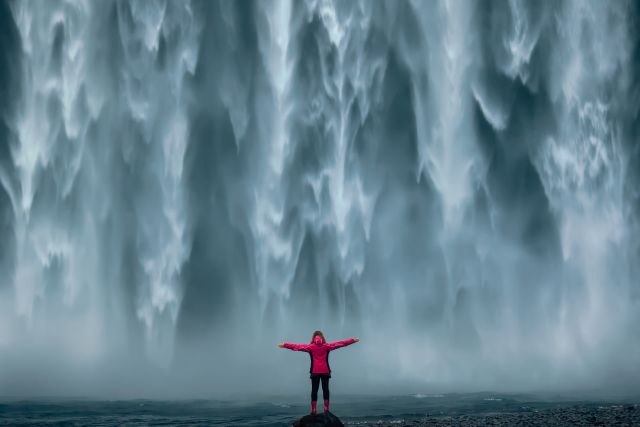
left=0, top=0, right=638, bottom=398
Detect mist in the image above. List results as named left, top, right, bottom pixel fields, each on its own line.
left=0, top=0, right=639, bottom=399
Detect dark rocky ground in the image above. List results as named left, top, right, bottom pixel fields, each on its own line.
left=342, top=403, right=640, bottom=426
left=1, top=395, right=638, bottom=425
left=294, top=411, right=344, bottom=426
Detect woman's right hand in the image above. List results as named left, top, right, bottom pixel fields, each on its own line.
left=278, top=342, right=285, bottom=348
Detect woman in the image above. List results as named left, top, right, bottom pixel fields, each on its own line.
left=278, top=330, right=359, bottom=414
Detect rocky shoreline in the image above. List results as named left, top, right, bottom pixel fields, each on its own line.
left=341, top=403, right=640, bottom=426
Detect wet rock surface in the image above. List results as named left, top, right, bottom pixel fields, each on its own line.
left=293, top=411, right=345, bottom=427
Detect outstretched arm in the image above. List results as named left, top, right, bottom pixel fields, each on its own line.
left=327, top=337, right=359, bottom=351
left=278, top=342, right=311, bottom=352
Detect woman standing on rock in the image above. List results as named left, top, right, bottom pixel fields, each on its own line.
left=279, top=331, right=359, bottom=415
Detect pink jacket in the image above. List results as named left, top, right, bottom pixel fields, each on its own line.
left=283, top=338, right=357, bottom=374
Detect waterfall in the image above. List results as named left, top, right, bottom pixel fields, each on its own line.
left=0, top=0, right=638, bottom=397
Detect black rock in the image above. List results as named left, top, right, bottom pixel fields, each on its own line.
left=292, top=411, right=344, bottom=427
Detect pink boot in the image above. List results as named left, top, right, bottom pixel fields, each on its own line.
left=311, top=400, right=317, bottom=415
left=323, top=399, right=329, bottom=413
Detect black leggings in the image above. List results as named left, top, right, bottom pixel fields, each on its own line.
left=310, top=375, right=330, bottom=401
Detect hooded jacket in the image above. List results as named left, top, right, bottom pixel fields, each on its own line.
left=283, top=337, right=357, bottom=375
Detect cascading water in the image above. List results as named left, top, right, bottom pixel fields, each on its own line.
left=0, top=0, right=638, bottom=397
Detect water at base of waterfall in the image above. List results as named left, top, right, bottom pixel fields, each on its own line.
left=1, top=393, right=638, bottom=426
